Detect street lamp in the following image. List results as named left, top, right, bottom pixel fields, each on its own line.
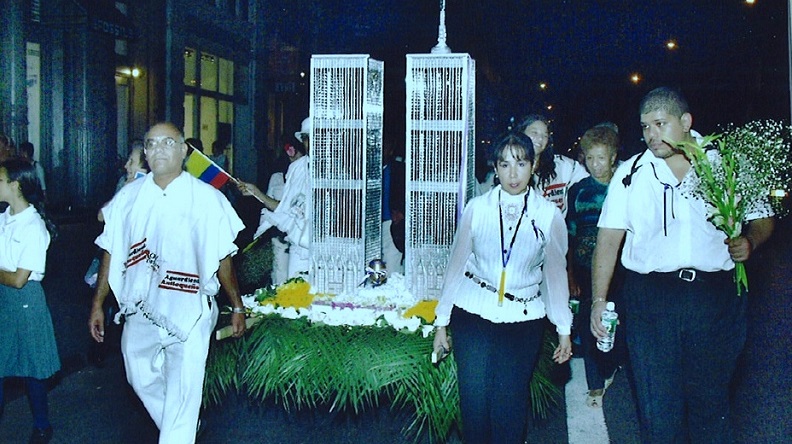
left=539, top=82, right=547, bottom=90
left=666, top=40, right=677, bottom=50
left=630, top=73, right=641, bottom=84
left=117, top=66, right=142, bottom=78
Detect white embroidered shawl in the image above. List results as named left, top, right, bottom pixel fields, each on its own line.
left=96, top=172, right=244, bottom=341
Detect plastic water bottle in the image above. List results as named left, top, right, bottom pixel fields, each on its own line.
left=597, top=302, right=618, bottom=352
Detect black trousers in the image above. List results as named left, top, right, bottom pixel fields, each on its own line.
left=623, top=269, right=745, bottom=443
left=572, top=265, right=627, bottom=390
left=450, top=307, right=545, bottom=444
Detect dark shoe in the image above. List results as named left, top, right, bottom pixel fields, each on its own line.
left=29, top=426, right=53, bottom=444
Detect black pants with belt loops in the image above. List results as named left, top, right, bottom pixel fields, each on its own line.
left=450, top=306, right=545, bottom=444
left=623, top=269, right=745, bottom=444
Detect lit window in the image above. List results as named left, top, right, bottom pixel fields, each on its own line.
left=219, top=58, right=234, bottom=95
left=184, top=48, right=197, bottom=87
left=201, top=52, right=218, bottom=91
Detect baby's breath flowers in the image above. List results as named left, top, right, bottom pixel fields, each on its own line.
left=722, top=120, right=792, bottom=218
left=675, top=120, right=792, bottom=295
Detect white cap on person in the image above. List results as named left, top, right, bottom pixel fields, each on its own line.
left=294, top=117, right=311, bottom=141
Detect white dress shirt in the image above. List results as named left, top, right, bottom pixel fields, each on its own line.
left=0, top=205, right=49, bottom=281
left=599, top=145, right=772, bottom=274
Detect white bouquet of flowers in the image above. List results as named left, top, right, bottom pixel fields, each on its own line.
left=675, top=120, right=791, bottom=295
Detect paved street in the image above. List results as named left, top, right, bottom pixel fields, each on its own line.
left=0, top=211, right=789, bottom=443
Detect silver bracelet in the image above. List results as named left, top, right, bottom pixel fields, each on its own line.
left=231, top=307, right=245, bottom=314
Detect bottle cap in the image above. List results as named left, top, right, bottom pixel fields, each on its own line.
left=606, top=301, right=615, bottom=311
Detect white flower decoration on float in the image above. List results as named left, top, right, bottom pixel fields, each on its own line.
left=243, top=273, right=435, bottom=337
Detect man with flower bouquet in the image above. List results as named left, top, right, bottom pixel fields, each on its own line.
left=590, top=87, right=775, bottom=443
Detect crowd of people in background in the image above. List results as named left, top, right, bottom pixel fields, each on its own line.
left=0, top=84, right=776, bottom=443
left=433, top=86, right=773, bottom=443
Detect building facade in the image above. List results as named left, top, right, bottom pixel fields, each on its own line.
left=0, top=0, right=290, bottom=209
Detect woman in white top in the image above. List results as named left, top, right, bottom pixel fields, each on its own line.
left=433, top=131, right=572, bottom=443
left=0, top=158, right=60, bottom=443
left=517, top=114, right=589, bottom=216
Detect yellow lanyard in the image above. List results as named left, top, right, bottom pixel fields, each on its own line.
left=498, top=191, right=528, bottom=306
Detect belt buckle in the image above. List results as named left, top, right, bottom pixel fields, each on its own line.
left=678, top=269, right=696, bottom=282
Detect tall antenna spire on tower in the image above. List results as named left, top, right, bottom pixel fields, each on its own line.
left=431, top=0, right=451, bottom=54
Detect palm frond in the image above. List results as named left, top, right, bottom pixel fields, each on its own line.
left=205, top=316, right=562, bottom=442
left=529, top=329, right=562, bottom=419
left=204, top=334, right=243, bottom=404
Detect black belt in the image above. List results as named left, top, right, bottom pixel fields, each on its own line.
left=650, top=268, right=731, bottom=283
left=464, top=271, right=540, bottom=305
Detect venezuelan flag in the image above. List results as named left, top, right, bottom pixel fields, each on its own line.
left=184, top=147, right=232, bottom=189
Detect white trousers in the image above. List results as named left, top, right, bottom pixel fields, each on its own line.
left=271, top=237, right=290, bottom=285
left=381, top=220, right=404, bottom=275
left=121, top=298, right=218, bottom=444
left=288, top=242, right=310, bottom=278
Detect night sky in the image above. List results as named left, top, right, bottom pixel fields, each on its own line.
left=267, top=0, right=790, bottom=157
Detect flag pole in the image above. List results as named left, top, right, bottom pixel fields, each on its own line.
left=184, top=140, right=266, bottom=205
left=184, top=140, right=238, bottom=184
left=183, top=140, right=268, bottom=252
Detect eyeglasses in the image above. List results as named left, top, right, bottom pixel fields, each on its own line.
left=145, top=136, right=181, bottom=151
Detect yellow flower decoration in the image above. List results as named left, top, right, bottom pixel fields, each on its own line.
left=259, top=279, right=314, bottom=309
left=402, top=300, right=438, bottom=324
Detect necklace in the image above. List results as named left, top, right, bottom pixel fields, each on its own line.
left=500, top=201, right=522, bottom=225
left=498, top=190, right=529, bottom=306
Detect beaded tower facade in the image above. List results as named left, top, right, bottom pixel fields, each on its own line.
left=404, top=53, right=476, bottom=299
left=309, top=54, right=384, bottom=295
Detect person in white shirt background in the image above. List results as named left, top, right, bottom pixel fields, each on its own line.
left=0, top=158, right=60, bottom=443
left=238, top=117, right=312, bottom=279
left=516, top=114, right=589, bottom=216
left=264, top=140, right=308, bottom=285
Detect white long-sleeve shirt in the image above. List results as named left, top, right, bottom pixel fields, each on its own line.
left=434, top=186, right=572, bottom=335
left=254, top=155, right=310, bottom=249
